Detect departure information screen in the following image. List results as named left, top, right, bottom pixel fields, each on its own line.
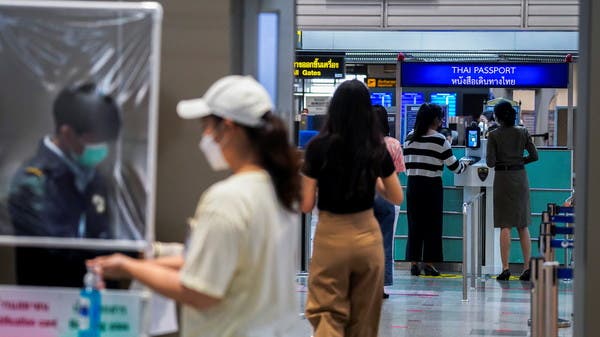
left=430, top=92, right=456, bottom=117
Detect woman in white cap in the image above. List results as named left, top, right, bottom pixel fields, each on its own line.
left=88, top=75, right=303, bottom=337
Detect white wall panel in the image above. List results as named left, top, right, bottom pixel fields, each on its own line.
left=297, top=0, right=579, bottom=31
left=298, top=4, right=381, bottom=16
left=297, top=0, right=382, bottom=29
left=298, top=15, right=381, bottom=28
left=527, top=0, right=579, bottom=29
left=301, top=30, right=579, bottom=52
left=387, top=16, right=522, bottom=29
left=387, top=0, right=522, bottom=29
left=528, top=16, right=579, bottom=28
left=387, top=5, right=521, bottom=16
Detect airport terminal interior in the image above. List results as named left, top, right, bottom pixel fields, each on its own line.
left=0, top=1, right=599, bottom=337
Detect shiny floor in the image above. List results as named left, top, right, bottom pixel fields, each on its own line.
left=296, top=266, right=574, bottom=337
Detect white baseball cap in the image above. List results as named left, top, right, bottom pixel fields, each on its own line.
left=177, top=75, right=273, bottom=127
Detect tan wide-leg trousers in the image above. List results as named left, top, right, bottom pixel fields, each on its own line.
left=305, top=210, right=385, bottom=337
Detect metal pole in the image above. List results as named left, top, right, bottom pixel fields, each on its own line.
left=530, top=256, right=545, bottom=337
left=477, top=195, right=484, bottom=279
left=462, top=202, right=468, bottom=302
left=303, top=212, right=313, bottom=274
left=567, top=62, right=574, bottom=149
left=395, top=55, right=403, bottom=141
left=461, top=192, right=485, bottom=302
left=541, top=211, right=554, bottom=262
left=543, top=261, right=559, bottom=337
left=548, top=203, right=558, bottom=218
left=471, top=201, right=477, bottom=288
left=564, top=231, right=569, bottom=268
left=566, top=222, right=574, bottom=268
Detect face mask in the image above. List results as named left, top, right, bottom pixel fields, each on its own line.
left=199, top=134, right=229, bottom=171
left=75, top=142, right=109, bottom=168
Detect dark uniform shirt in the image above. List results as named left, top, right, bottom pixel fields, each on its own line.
left=8, top=139, right=116, bottom=287
left=9, top=139, right=111, bottom=238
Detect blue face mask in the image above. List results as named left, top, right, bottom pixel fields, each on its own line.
left=75, top=142, right=109, bottom=168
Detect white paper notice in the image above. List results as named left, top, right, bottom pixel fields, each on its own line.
left=129, top=280, right=178, bottom=336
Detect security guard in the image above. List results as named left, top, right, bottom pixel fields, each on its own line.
left=8, top=82, right=121, bottom=287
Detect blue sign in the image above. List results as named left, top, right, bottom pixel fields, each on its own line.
left=400, top=63, right=569, bottom=88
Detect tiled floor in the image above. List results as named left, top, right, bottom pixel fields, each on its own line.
left=296, top=267, right=574, bottom=337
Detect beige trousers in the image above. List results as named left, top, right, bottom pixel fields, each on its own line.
left=305, top=210, right=384, bottom=337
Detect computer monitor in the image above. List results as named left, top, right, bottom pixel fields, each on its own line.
left=370, top=92, right=393, bottom=107
left=466, top=126, right=480, bottom=148
left=430, top=92, right=457, bottom=117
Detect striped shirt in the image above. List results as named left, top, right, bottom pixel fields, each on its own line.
left=403, top=132, right=466, bottom=178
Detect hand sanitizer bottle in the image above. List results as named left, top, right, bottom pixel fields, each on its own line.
left=78, top=266, right=101, bottom=337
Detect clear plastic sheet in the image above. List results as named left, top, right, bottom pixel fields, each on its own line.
left=0, top=1, right=162, bottom=250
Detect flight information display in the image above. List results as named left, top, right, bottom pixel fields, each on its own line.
left=430, top=92, right=457, bottom=117
left=370, top=92, right=393, bottom=107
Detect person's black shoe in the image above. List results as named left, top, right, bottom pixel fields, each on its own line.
left=519, top=269, right=531, bottom=281
left=497, top=269, right=511, bottom=281
left=410, top=264, right=420, bottom=276
left=383, top=292, right=390, bottom=299
left=423, top=264, right=440, bottom=276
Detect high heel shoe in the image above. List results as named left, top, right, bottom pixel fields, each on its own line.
left=423, top=264, right=440, bottom=276
left=496, top=269, right=511, bottom=281
left=410, top=264, right=420, bottom=276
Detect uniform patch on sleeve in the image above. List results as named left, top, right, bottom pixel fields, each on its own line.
left=25, top=167, right=44, bottom=177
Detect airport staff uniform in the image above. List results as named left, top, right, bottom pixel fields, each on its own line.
left=486, top=126, right=538, bottom=228
left=8, top=137, right=112, bottom=287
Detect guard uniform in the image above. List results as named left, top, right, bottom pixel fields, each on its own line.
left=8, top=139, right=113, bottom=287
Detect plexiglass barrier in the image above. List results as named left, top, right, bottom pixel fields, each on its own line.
left=0, top=1, right=162, bottom=252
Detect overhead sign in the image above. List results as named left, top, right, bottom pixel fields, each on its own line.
left=294, top=52, right=345, bottom=79
left=400, top=62, right=569, bottom=88
left=366, top=78, right=396, bottom=88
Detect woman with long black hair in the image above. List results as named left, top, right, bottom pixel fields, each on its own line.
left=302, top=80, right=403, bottom=337
left=403, top=103, right=467, bottom=276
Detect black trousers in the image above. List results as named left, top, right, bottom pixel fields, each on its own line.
left=405, top=176, right=443, bottom=262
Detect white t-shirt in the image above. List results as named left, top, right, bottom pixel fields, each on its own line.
left=180, top=170, right=300, bottom=337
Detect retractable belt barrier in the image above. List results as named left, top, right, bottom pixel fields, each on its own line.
left=551, top=215, right=575, bottom=224
left=531, top=203, right=575, bottom=337
left=553, top=226, right=574, bottom=235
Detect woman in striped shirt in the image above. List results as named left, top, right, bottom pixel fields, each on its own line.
left=403, top=103, right=467, bottom=276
